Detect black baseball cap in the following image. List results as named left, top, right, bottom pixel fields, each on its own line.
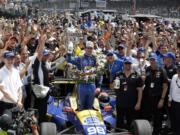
left=106, top=52, right=114, bottom=57
left=3, top=51, right=15, bottom=58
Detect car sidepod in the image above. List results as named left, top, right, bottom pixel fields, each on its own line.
left=47, top=96, right=68, bottom=128
left=102, top=111, right=116, bottom=129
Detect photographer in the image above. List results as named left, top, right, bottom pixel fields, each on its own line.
left=0, top=108, right=39, bottom=135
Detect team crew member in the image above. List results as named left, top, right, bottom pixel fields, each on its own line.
left=163, top=52, right=177, bottom=111
left=163, top=52, right=177, bottom=81
left=168, top=62, right=180, bottom=135
left=0, top=51, right=23, bottom=114
left=142, top=53, right=168, bottom=135
left=115, top=58, right=144, bottom=129
left=67, top=41, right=101, bottom=110
left=103, top=52, right=123, bottom=89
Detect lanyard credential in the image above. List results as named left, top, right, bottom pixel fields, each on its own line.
left=108, top=62, right=114, bottom=72
left=108, top=62, right=114, bottom=82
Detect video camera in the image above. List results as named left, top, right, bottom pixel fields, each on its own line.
left=0, top=107, right=38, bottom=135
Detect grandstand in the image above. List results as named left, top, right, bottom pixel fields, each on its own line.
left=0, top=0, right=179, bottom=18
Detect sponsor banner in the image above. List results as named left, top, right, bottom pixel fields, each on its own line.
left=81, top=0, right=89, bottom=8
left=95, top=0, right=106, bottom=8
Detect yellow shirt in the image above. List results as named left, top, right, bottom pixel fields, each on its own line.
left=75, top=46, right=83, bottom=56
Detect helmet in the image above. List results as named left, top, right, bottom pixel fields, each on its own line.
left=98, top=92, right=110, bottom=107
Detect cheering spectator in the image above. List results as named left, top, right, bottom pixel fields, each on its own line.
left=0, top=51, right=23, bottom=114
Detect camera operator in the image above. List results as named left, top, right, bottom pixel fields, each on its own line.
left=0, top=51, right=23, bottom=115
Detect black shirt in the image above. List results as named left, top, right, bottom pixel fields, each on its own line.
left=164, top=65, right=176, bottom=101
left=32, top=58, right=49, bottom=87
left=144, top=66, right=168, bottom=97
left=164, top=65, right=176, bottom=80
left=102, top=69, right=111, bottom=88
left=115, top=72, right=144, bottom=108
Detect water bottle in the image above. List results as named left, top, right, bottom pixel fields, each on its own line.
left=114, top=77, right=120, bottom=89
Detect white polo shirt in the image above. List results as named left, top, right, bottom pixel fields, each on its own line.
left=0, top=66, right=23, bottom=103
left=132, top=59, right=150, bottom=75
left=169, top=74, right=180, bottom=103
left=0, top=91, right=3, bottom=100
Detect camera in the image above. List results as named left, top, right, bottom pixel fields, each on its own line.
left=0, top=107, right=38, bottom=135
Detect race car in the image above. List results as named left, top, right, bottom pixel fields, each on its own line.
left=46, top=78, right=152, bottom=135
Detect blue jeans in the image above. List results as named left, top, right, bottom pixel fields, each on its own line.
left=77, top=83, right=96, bottom=110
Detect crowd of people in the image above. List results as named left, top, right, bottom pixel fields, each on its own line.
left=0, top=12, right=180, bottom=135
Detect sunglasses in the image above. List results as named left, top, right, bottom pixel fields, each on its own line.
left=87, top=47, right=93, bottom=50
left=118, top=48, right=124, bottom=50
left=6, top=57, right=15, bottom=60
left=150, top=59, right=156, bottom=61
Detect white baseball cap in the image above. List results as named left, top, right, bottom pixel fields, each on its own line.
left=67, top=41, right=74, bottom=53
left=86, top=41, right=94, bottom=48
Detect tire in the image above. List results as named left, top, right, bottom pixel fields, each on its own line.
left=131, top=120, right=152, bottom=135
left=40, top=122, right=57, bottom=135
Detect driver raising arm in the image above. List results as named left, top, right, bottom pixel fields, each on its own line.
left=0, top=51, right=23, bottom=115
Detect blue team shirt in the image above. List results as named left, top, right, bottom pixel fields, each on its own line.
left=105, top=59, right=123, bottom=82
left=67, top=54, right=96, bottom=70
left=114, top=52, right=126, bottom=61
left=156, top=51, right=164, bottom=67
